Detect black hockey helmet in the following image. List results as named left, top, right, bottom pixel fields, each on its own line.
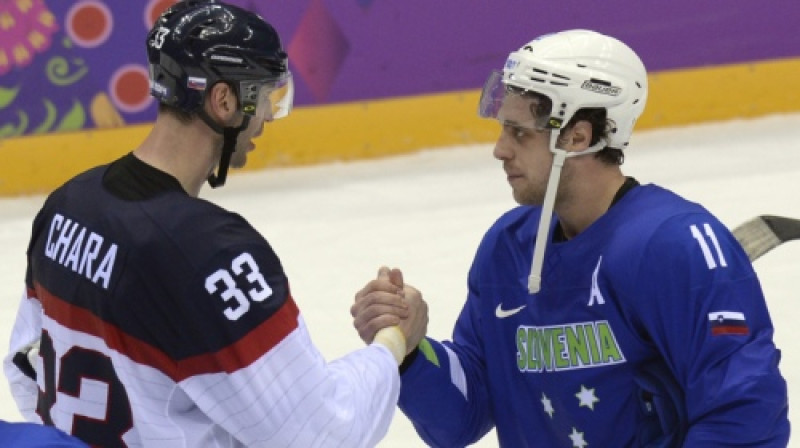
left=147, top=0, right=292, bottom=117
left=146, top=0, right=293, bottom=188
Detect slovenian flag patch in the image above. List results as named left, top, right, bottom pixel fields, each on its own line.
left=708, top=311, right=748, bottom=336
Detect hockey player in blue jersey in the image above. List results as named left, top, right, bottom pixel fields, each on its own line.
left=352, top=29, right=790, bottom=446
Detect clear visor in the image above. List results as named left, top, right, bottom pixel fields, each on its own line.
left=240, top=73, right=294, bottom=121
left=478, top=70, right=553, bottom=131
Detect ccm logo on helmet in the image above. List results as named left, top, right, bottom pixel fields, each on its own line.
left=581, top=79, right=621, bottom=96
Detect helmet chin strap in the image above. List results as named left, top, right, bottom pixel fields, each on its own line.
left=527, top=132, right=606, bottom=294
left=198, top=109, right=251, bottom=188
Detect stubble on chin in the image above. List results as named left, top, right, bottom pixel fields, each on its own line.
left=512, top=184, right=545, bottom=206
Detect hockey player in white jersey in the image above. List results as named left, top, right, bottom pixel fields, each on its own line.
left=3, top=1, right=425, bottom=446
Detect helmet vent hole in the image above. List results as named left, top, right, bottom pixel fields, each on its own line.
left=552, top=73, right=570, bottom=81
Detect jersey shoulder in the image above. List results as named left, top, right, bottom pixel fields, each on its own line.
left=32, top=169, right=292, bottom=363
left=142, top=194, right=269, bottom=257
left=604, top=184, right=753, bottom=288
left=481, top=205, right=540, bottom=249
left=610, top=184, right=724, bottom=249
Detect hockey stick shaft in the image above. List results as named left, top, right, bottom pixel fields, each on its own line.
left=732, top=215, right=800, bottom=261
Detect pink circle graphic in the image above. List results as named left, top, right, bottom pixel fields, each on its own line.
left=109, top=64, right=153, bottom=114
left=65, top=1, right=112, bottom=48
left=144, top=0, right=177, bottom=29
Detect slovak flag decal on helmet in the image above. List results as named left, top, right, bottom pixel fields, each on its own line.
left=187, top=76, right=207, bottom=91
left=708, top=311, right=749, bottom=336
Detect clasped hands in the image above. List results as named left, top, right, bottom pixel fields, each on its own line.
left=351, top=267, right=428, bottom=358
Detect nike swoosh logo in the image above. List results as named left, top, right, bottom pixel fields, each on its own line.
left=495, top=303, right=526, bottom=318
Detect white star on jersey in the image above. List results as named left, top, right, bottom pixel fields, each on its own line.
left=569, top=427, right=588, bottom=448
left=541, top=392, right=555, bottom=418
left=576, top=384, right=599, bottom=410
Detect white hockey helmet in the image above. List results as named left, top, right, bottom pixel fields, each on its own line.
left=480, top=29, right=648, bottom=149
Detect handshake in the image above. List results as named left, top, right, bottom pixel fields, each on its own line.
left=351, top=267, right=429, bottom=365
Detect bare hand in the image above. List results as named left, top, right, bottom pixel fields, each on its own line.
left=351, top=266, right=428, bottom=355
left=393, top=271, right=428, bottom=355
left=352, top=266, right=407, bottom=343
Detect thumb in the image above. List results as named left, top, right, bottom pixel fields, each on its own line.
left=377, top=266, right=391, bottom=279
left=388, top=268, right=404, bottom=288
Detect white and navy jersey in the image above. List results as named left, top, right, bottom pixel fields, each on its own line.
left=398, top=182, right=790, bottom=447
left=4, top=154, right=400, bottom=447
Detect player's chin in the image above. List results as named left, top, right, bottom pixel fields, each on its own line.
left=512, top=188, right=542, bottom=206
left=230, top=154, right=247, bottom=169
left=230, top=151, right=249, bottom=169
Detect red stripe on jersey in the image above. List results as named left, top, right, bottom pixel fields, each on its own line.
left=711, top=326, right=749, bottom=336
left=177, top=299, right=300, bottom=378
left=35, top=282, right=300, bottom=382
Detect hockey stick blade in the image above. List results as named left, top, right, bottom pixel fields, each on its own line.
left=732, top=215, right=800, bottom=261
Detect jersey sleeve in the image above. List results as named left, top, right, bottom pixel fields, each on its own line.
left=630, top=213, right=789, bottom=446
left=5, top=206, right=52, bottom=423
left=398, top=245, right=495, bottom=447
left=149, top=229, right=402, bottom=447
left=3, top=287, right=44, bottom=423
left=177, top=314, right=401, bottom=447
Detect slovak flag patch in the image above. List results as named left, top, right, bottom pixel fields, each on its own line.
left=187, top=76, right=207, bottom=91
left=708, top=311, right=749, bottom=336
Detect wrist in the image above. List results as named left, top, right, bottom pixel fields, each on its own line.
left=373, top=326, right=406, bottom=365
left=399, top=346, right=419, bottom=373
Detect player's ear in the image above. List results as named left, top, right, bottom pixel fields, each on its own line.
left=205, top=82, right=238, bottom=124
left=560, top=120, right=592, bottom=152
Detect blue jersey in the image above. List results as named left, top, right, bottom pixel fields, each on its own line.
left=0, top=421, right=87, bottom=447
left=398, top=183, right=789, bottom=447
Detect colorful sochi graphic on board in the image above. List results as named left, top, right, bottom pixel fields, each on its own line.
left=0, top=0, right=173, bottom=138
left=0, top=0, right=796, bottom=138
